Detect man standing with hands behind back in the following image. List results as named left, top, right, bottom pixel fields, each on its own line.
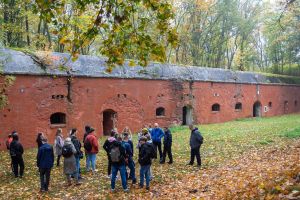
left=188, top=124, right=203, bottom=167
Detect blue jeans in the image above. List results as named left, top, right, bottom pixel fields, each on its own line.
left=75, top=156, right=81, bottom=177
left=111, top=164, right=127, bottom=190
left=127, top=158, right=136, bottom=182
left=140, top=165, right=150, bottom=187
left=86, top=153, right=96, bottom=171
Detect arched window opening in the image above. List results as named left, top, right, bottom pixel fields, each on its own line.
left=212, top=104, right=220, bottom=112
left=235, top=102, right=242, bottom=110
left=156, top=107, right=165, bottom=116
left=50, top=113, right=66, bottom=124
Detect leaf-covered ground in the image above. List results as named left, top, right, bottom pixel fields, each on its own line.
left=0, top=114, right=300, bottom=199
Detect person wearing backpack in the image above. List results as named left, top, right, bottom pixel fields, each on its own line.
left=70, top=128, right=83, bottom=179
left=150, top=123, right=164, bottom=162
left=138, top=136, right=155, bottom=190
left=55, top=128, right=64, bottom=167
left=110, top=136, right=129, bottom=192
left=84, top=127, right=98, bottom=173
left=103, top=130, right=116, bottom=178
left=188, top=125, right=203, bottom=167
left=122, top=132, right=136, bottom=184
left=62, top=137, right=81, bottom=186
left=160, top=127, right=173, bottom=164
left=37, top=136, right=54, bottom=192
left=10, top=132, right=24, bottom=178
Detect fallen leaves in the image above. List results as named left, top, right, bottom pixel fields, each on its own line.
left=0, top=114, right=300, bottom=199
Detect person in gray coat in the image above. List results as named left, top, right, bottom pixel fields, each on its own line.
left=55, top=128, right=64, bottom=167
left=188, top=125, right=203, bottom=167
left=63, top=137, right=81, bottom=186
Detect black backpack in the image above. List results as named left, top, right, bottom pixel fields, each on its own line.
left=110, top=145, right=121, bottom=162
left=62, top=144, right=73, bottom=158
left=144, top=143, right=156, bottom=160
left=84, top=138, right=92, bottom=152
left=199, top=134, right=204, bottom=145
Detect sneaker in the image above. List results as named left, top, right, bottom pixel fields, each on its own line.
left=139, top=185, right=143, bottom=189
left=107, top=175, right=111, bottom=179
left=124, top=188, right=129, bottom=193
left=111, top=189, right=115, bottom=193
left=159, top=161, right=165, bottom=164
left=39, top=189, right=45, bottom=193
left=187, top=163, right=193, bottom=166
left=146, top=186, right=150, bottom=191
left=168, top=161, right=173, bottom=164
left=132, top=179, right=137, bottom=184
left=75, top=182, right=82, bottom=186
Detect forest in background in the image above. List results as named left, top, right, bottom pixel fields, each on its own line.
left=0, top=0, right=299, bottom=76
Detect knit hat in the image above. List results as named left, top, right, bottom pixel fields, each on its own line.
left=142, top=128, right=148, bottom=134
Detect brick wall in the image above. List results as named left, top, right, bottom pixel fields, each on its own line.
left=0, top=75, right=299, bottom=149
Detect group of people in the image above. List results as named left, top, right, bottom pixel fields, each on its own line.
left=5, top=123, right=203, bottom=193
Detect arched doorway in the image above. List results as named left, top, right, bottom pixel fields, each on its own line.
left=182, top=105, right=193, bottom=125
left=102, top=109, right=117, bottom=136
left=253, top=101, right=262, bottom=117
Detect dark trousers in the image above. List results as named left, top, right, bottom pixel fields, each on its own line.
left=153, top=141, right=162, bottom=160
left=11, top=156, right=24, bottom=177
left=162, top=145, right=173, bottom=163
left=39, top=168, right=51, bottom=191
left=189, top=147, right=201, bottom=166
left=107, top=156, right=112, bottom=175
left=57, top=155, right=61, bottom=166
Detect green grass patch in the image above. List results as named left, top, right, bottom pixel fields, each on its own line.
left=282, top=127, right=300, bottom=138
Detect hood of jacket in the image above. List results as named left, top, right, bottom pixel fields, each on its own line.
left=108, top=137, right=116, bottom=142
left=64, top=140, right=73, bottom=146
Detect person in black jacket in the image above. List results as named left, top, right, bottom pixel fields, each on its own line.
left=70, top=128, right=83, bottom=179
left=110, top=137, right=129, bottom=192
left=36, top=133, right=43, bottom=148
left=10, top=132, right=24, bottom=178
left=160, top=127, right=173, bottom=164
left=103, top=130, right=116, bottom=178
left=37, top=136, right=54, bottom=192
left=138, top=136, right=155, bottom=190
left=188, top=125, right=203, bottom=167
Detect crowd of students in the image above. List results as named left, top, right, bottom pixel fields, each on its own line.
left=5, top=123, right=203, bottom=193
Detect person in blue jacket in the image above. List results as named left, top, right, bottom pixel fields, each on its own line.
left=37, top=136, right=54, bottom=192
left=150, top=123, right=164, bottom=162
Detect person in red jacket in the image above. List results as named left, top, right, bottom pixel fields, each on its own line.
left=84, top=127, right=98, bottom=173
